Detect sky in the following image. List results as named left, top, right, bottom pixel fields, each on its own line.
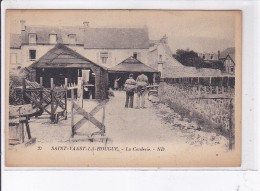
left=7, top=10, right=240, bottom=53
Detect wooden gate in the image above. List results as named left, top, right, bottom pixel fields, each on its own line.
left=23, top=78, right=67, bottom=123
left=71, top=99, right=108, bottom=141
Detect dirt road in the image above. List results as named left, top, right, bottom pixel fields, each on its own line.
left=10, top=91, right=228, bottom=151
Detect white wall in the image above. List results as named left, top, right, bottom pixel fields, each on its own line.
left=20, top=44, right=56, bottom=68
left=12, top=45, right=149, bottom=69
left=81, top=48, right=149, bottom=68
left=9, top=49, right=22, bottom=70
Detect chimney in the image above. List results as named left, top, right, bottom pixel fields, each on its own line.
left=83, top=21, right=89, bottom=28
left=160, top=34, right=168, bottom=44
left=20, top=20, right=26, bottom=31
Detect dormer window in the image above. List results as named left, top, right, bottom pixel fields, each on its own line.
left=159, top=54, right=162, bottom=62
left=100, top=52, right=108, bottom=64
left=68, top=34, right=76, bottom=44
left=133, top=52, right=137, bottom=59
left=49, top=34, right=57, bottom=44
left=28, top=33, right=37, bottom=44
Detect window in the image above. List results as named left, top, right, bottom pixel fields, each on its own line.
left=230, top=67, right=234, bottom=73
left=28, top=33, right=37, bottom=44
left=100, top=52, right=108, bottom=64
left=10, top=53, right=17, bottom=64
left=49, top=34, right=57, bottom=44
left=133, top=52, right=137, bottom=59
left=29, top=50, right=36, bottom=61
left=202, top=54, right=205, bottom=59
left=68, top=34, right=76, bottom=44
left=210, top=55, right=213, bottom=59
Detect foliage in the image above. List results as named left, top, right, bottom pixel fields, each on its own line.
left=159, top=83, right=234, bottom=137
left=174, top=49, right=224, bottom=70
left=175, top=49, right=203, bottom=67
left=9, top=74, right=23, bottom=105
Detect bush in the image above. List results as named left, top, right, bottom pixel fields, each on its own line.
left=158, top=83, right=233, bottom=137
left=9, top=73, right=23, bottom=105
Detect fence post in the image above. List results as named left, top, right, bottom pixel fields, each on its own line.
left=40, top=77, right=43, bottom=87
left=77, top=77, right=83, bottom=108
left=229, top=98, right=234, bottom=150
left=222, top=86, right=225, bottom=94
left=39, top=77, right=43, bottom=114
left=71, top=89, right=74, bottom=100
left=50, top=78, right=55, bottom=123
left=198, top=77, right=201, bottom=95
left=64, top=78, right=68, bottom=120
left=22, top=78, right=30, bottom=104
left=71, top=102, right=74, bottom=138
left=22, top=78, right=26, bottom=105
left=25, top=117, right=31, bottom=139
left=102, top=103, right=106, bottom=136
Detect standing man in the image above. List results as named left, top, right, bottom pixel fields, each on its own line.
left=124, top=73, right=136, bottom=108
left=136, top=73, right=148, bottom=109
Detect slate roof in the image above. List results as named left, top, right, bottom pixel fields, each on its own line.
left=10, top=34, right=22, bottom=48
left=10, top=25, right=149, bottom=49
left=109, top=56, right=159, bottom=73
left=31, top=43, right=105, bottom=69
left=219, top=47, right=235, bottom=62
left=148, top=42, right=223, bottom=78
left=84, top=28, right=149, bottom=49
left=20, top=26, right=85, bottom=45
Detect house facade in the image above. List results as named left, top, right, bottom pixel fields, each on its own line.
left=149, top=35, right=223, bottom=78
left=221, top=54, right=235, bottom=75
left=219, top=47, right=235, bottom=75
left=198, top=52, right=218, bottom=61
left=9, top=20, right=150, bottom=73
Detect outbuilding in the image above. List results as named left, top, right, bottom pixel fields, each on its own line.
left=30, top=43, right=108, bottom=99
left=108, top=56, right=160, bottom=89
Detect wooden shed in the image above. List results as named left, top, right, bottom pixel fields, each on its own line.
left=108, top=56, right=160, bottom=88
left=30, top=44, right=108, bottom=100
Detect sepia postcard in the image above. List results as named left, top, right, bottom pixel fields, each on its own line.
left=5, top=10, right=242, bottom=167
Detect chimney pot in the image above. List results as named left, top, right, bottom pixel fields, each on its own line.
left=20, top=20, right=26, bottom=31
left=83, top=21, right=89, bottom=28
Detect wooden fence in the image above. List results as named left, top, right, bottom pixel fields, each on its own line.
left=159, top=82, right=235, bottom=150
left=71, top=99, right=108, bottom=141
left=163, top=76, right=235, bottom=88
left=21, top=78, right=68, bottom=123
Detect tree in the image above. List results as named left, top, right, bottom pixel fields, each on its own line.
left=175, top=49, right=203, bottom=67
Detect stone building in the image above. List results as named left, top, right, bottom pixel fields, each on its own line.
left=9, top=20, right=150, bottom=73
left=219, top=47, right=235, bottom=75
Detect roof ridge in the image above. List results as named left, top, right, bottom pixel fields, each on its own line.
left=32, top=43, right=106, bottom=69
